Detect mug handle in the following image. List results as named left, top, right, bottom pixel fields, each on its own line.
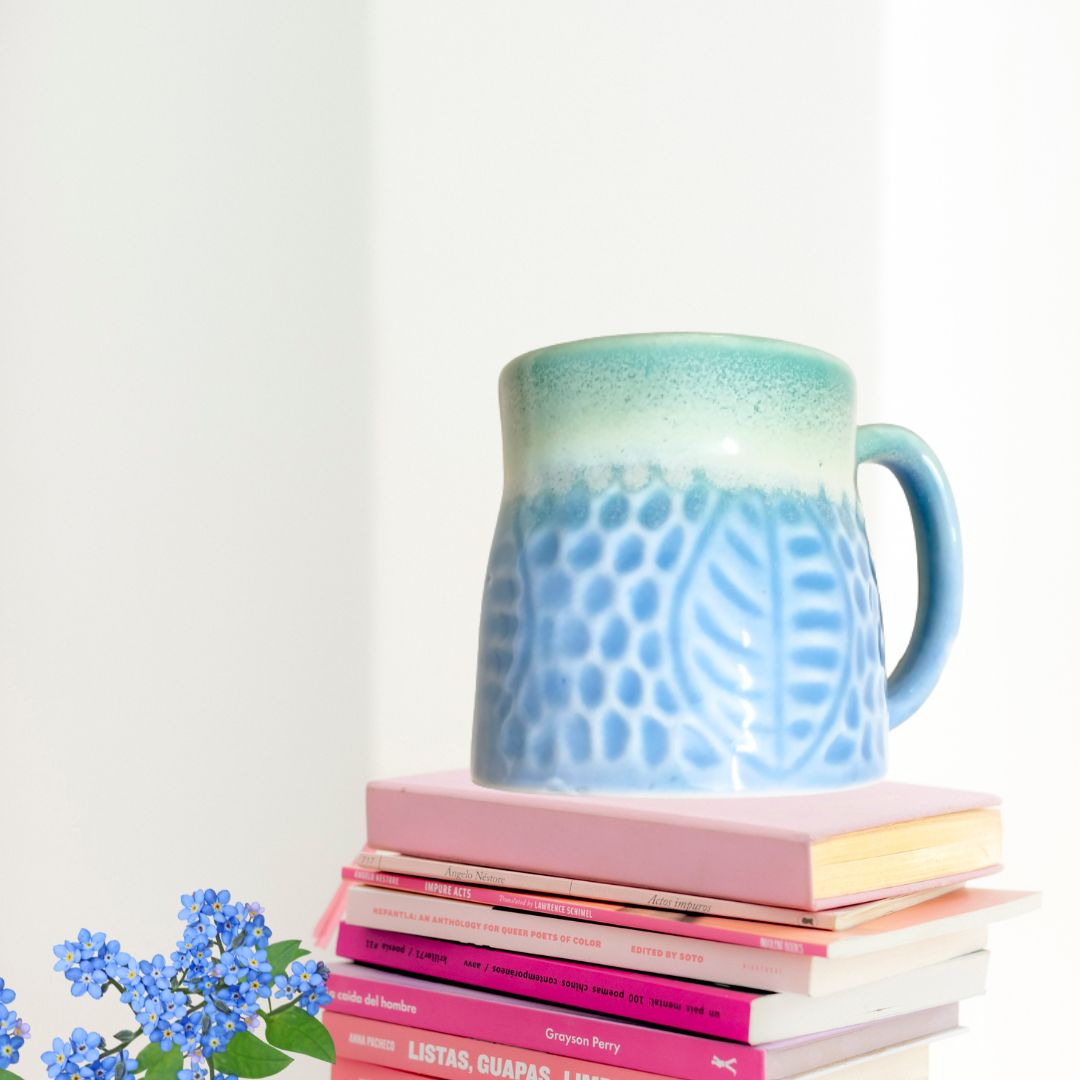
left=856, top=424, right=963, bottom=729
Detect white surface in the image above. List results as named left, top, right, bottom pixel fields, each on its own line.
left=1, top=3, right=1076, bottom=1079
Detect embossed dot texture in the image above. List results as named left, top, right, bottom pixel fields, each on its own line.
left=472, top=478, right=888, bottom=793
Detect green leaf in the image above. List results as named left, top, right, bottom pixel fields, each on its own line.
left=142, top=1045, right=183, bottom=1080
left=212, top=1032, right=292, bottom=1079
left=265, top=1006, right=336, bottom=1064
left=135, top=1043, right=164, bottom=1074
left=114, top=1031, right=137, bottom=1042
left=264, top=939, right=309, bottom=977
left=5, top=1072, right=25, bottom=1080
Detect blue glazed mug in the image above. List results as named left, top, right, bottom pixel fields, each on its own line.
left=471, top=334, right=962, bottom=794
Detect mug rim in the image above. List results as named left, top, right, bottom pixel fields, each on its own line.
left=502, top=331, right=852, bottom=381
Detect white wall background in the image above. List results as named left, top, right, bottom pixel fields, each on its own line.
left=0, top=6, right=369, bottom=1080
left=1, top=3, right=1076, bottom=1079
left=875, top=2, right=1080, bottom=1073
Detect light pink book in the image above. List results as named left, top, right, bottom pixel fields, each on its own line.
left=344, top=885, right=988, bottom=995
left=325, top=964, right=959, bottom=1080
left=366, top=770, right=1001, bottom=910
left=335, top=923, right=988, bottom=1045
left=343, top=867, right=1036, bottom=959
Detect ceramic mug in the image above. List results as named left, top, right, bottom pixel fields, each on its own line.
left=470, top=333, right=961, bottom=794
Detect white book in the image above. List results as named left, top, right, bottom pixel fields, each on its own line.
left=793, top=1040, right=933, bottom=1079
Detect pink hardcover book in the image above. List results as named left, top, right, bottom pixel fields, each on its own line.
left=345, top=884, right=989, bottom=995
left=343, top=867, right=1036, bottom=959
left=366, top=770, right=1001, bottom=910
left=335, top=923, right=988, bottom=1045
left=325, top=965, right=959, bottom=1080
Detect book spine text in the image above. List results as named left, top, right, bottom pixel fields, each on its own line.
left=345, top=886, right=806, bottom=994
left=327, top=1013, right=693, bottom=1080
left=342, top=867, right=824, bottom=956
left=326, top=973, right=765, bottom=1080
left=335, top=923, right=754, bottom=1041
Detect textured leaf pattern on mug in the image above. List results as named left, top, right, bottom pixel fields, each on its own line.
left=671, top=491, right=887, bottom=784
left=472, top=480, right=888, bottom=792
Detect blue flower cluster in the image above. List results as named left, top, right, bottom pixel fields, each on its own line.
left=273, top=961, right=331, bottom=1017
left=51, top=931, right=115, bottom=1001
left=0, top=978, right=29, bottom=1072
left=42, top=889, right=330, bottom=1080
left=41, top=1031, right=133, bottom=1080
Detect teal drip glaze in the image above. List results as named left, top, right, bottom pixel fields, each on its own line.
left=502, top=333, right=853, bottom=425
left=498, top=333, right=858, bottom=502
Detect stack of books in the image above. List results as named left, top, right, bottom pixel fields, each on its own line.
left=320, top=770, right=1037, bottom=1080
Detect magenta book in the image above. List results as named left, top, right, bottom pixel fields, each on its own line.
left=326, top=1012, right=676, bottom=1080
left=325, top=964, right=959, bottom=1080
left=335, top=923, right=988, bottom=1045
left=365, top=770, right=1001, bottom=909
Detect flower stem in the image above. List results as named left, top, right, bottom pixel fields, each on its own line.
left=263, top=994, right=304, bottom=1017
left=99, top=1027, right=143, bottom=1057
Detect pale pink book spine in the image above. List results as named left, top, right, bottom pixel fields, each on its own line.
left=365, top=780, right=812, bottom=908
left=326, top=971, right=767, bottom=1080
left=351, top=848, right=819, bottom=926
left=353, top=848, right=992, bottom=931
left=341, top=865, right=829, bottom=957
left=326, top=1013, right=686, bottom=1080
left=346, top=885, right=809, bottom=993
left=335, top=922, right=756, bottom=1042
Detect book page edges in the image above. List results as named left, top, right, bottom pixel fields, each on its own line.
left=810, top=809, right=1002, bottom=901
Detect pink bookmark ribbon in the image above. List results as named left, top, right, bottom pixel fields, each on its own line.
left=313, top=868, right=355, bottom=950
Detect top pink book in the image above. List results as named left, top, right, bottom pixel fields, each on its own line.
left=365, top=770, right=1002, bottom=910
